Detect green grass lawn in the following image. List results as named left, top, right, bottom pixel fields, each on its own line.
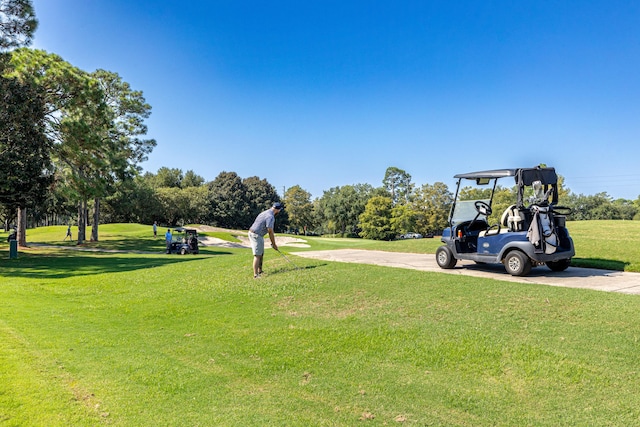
left=567, top=220, right=640, bottom=272
left=15, top=224, right=242, bottom=255
left=1, top=222, right=639, bottom=425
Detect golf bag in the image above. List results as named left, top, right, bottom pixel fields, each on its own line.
left=527, top=205, right=558, bottom=254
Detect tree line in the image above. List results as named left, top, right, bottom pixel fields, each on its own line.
left=288, top=167, right=640, bottom=240
left=88, top=165, right=640, bottom=242
left=2, top=1, right=638, bottom=245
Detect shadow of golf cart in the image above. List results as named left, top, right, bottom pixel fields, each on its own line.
left=167, top=227, right=200, bottom=255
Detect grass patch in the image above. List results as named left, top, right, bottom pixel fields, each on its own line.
left=1, top=225, right=640, bottom=425
left=19, top=224, right=166, bottom=253
left=10, top=224, right=239, bottom=255
left=2, top=220, right=639, bottom=271
left=568, top=220, right=640, bottom=272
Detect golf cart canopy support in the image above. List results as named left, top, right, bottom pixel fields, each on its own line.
left=453, top=166, right=559, bottom=208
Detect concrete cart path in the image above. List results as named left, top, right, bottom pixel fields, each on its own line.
left=294, top=249, right=640, bottom=295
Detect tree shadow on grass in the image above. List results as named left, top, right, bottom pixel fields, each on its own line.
left=29, top=240, right=184, bottom=253
left=0, top=250, right=234, bottom=279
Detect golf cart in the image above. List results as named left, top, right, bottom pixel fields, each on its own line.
left=436, top=166, right=575, bottom=276
left=167, top=227, right=200, bottom=255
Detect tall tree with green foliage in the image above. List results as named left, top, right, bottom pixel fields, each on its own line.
left=150, top=167, right=183, bottom=188
left=284, top=185, right=314, bottom=234
left=182, top=170, right=205, bottom=188
left=7, top=48, right=111, bottom=243
left=1, top=0, right=41, bottom=244
left=411, top=182, right=453, bottom=233
left=0, top=75, right=51, bottom=245
left=383, top=166, right=413, bottom=205
left=102, top=176, right=162, bottom=224
left=87, top=69, right=156, bottom=241
left=7, top=51, right=155, bottom=242
left=156, top=186, right=191, bottom=227
left=0, top=0, right=37, bottom=51
left=321, top=184, right=374, bottom=236
left=181, top=185, right=211, bottom=225
left=359, top=196, right=394, bottom=240
left=208, top=171, right=250, bottom=229
left=390, top=203, right=419, bottom=236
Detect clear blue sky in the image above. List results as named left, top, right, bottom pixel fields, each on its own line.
left=30, top=0, right=640, bottom=200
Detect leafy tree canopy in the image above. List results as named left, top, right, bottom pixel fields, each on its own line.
left=284, top=185, right=313, bottom=233
left=182, top=170, right=205, bottom=188
left=383, top=166, right=413, bottom=205
left=359, top=196, right=394, bottom=240
left=0, top=0, right=37, bottom=51
left=0, top=74, right=52, bottom=209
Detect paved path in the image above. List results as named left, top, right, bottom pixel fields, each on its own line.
left=294, top=249, right=640, bottom=295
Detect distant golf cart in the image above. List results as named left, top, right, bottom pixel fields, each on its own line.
left=167, top=227, right=200, bottom=255
left=436, top=166, right=575, bottom=276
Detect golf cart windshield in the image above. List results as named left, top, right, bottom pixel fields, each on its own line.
left=451, top=199, right=491, bottom=226
left=447, top=166, right=560, bottom=226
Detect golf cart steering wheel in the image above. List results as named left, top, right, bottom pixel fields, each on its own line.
left=474, top=201, right=492, bottom=216
left=466, top=201, right=493, bottom=232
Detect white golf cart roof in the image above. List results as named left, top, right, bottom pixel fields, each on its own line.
left=454, top=169, right=517, bottom=180
left=454, top=167, right=558, bottom=185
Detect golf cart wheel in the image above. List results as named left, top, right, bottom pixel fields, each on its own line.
left=546, top=259, right=571, bottom=272
left=436, top=246, right=457, bottom=269
left=503, top=250, right=532, bottom=276
left=180, top=247, right=187, bottom=255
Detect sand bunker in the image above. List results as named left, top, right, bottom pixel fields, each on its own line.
left=199, top=234, right=310, bottom=249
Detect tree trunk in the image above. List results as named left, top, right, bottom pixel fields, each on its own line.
left=91, top=197, right=100, bottom=241
left=77, top=200, right=86, bottom=244
left=17, top=207, right=27, bottom=247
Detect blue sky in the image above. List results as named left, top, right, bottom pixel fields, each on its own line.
left=30, top=0, right=640, bottom=200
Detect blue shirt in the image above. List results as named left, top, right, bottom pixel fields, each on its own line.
left=250, top=209, right=275, bottom=237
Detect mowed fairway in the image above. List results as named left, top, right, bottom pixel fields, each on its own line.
left=1, top=223, right=640, bottom=426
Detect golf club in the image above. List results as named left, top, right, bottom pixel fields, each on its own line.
left=276, top=249, right=300, bottom=270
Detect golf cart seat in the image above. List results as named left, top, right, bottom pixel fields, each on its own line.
left=501, top=205, right=526, bottom=231
left=478, top=224, right=509, bottom=237
left=479, top=205, right=526, bottom=238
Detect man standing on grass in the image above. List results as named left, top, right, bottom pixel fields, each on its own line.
left=63, top=224, right=72, bottom=241
left=248, top=202, right=284, bottom=278
left=165, top=229, right=172, bottom=254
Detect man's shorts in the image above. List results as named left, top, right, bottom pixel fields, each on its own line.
left=248, top=231, right=264, bottom=256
